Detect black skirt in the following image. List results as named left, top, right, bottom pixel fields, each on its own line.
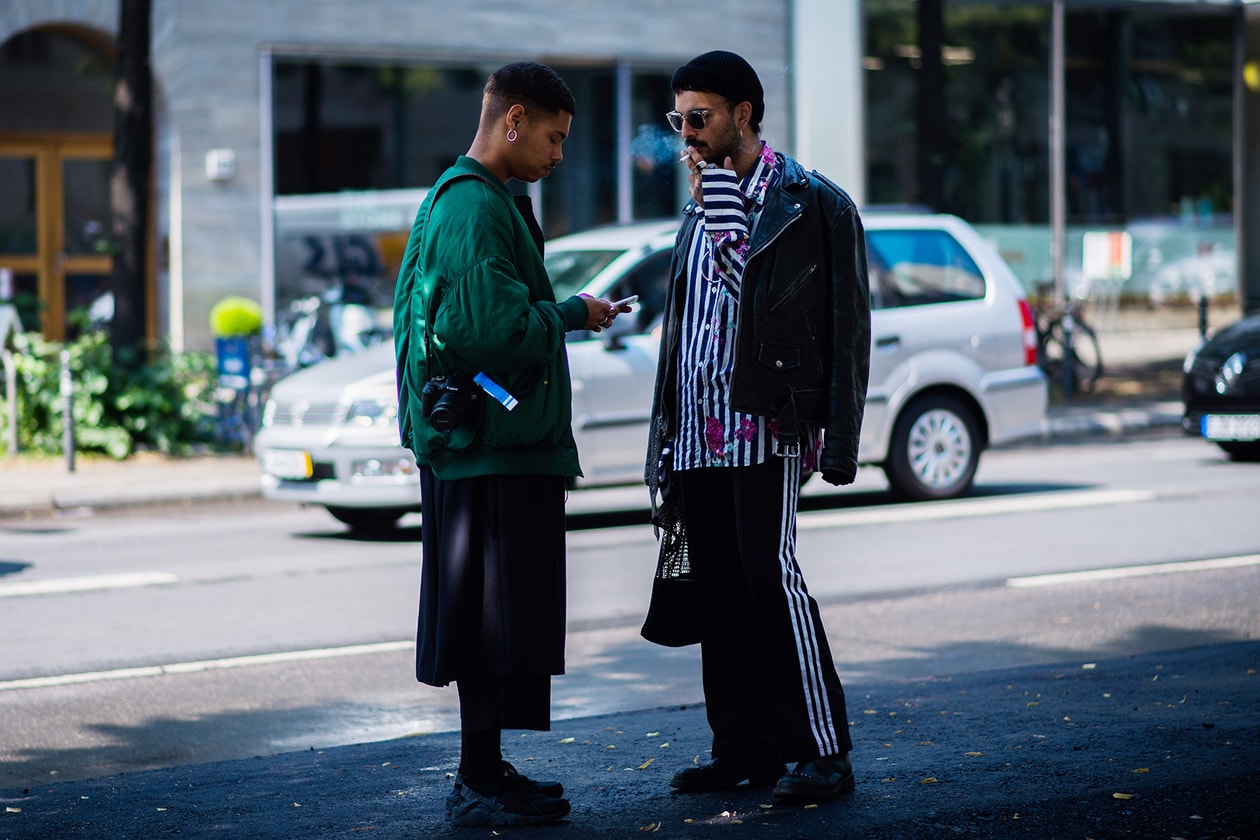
left=416, top=468, right=567, bottom=693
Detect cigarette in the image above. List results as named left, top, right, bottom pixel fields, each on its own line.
left=678, top=152, right=690, bottom=163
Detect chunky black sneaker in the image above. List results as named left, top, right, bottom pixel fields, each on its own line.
left=448, top=763, right=570, bottom=827
left=444, top=761, right=564, bottom=816
left=669, top=758, right=786, bottom=792
left=772, top=753, right=855, bottom=803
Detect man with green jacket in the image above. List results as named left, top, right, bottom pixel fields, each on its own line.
left=393, top=62, right=625, bottom=827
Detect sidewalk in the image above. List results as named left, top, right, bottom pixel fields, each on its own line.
left=2, top=642, right=1256, bottom=839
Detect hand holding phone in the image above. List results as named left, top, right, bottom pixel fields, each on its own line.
left=611, top=295, right=638, bottom=309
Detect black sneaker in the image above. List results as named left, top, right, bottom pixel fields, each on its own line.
left=772, top=753, right=855, bottom=803
left=669, top=758, right=786, bottom=792
left=448, top=763, right=570, bottom=827
left=444, top=761, right=564, bottom=816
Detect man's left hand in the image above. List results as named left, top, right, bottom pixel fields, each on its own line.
left=821, top=466, right=857, bottom=487
left=578, top=294, right=631, bottom=332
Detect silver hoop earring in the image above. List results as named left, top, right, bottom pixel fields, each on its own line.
left=507, top=128, right=518, bottom=142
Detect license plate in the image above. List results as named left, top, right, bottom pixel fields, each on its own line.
left=1201, top=414, right=1260, bottom=442
left=262, top=449, right=313, bottom=479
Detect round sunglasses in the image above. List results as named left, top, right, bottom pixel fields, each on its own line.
left=665, top=108, right=716, bottom=132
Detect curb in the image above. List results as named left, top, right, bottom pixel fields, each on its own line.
left=1038, top=401, right=1184, bottom=441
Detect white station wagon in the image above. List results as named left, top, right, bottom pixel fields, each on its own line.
left=256, top=214, right=1047, bottom=532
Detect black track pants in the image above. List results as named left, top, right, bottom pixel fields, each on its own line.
left=678, top=459, right=852, bottom=764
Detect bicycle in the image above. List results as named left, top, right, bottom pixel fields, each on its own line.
left=1031, top=284, right=1104, bottom=395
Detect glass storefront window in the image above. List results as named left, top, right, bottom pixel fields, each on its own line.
left=64, top=272, right=111, bottom=336
left=62, top=157, right=112, bottom=255
left=273, top=61, right=485, bottom=195
left=863, top=0, right=1238, bottom=303
left=269, top=57, right=685, bottom=324
left=535, top=66, right=618, bottom=234
left=945, top=3, right=1050, bottom=225
left=1121, top=10, right=1235, bottom=222
left=864, top=0, right=1050, bottom=223
left=631, top=72, right=681, bottom=220
left=0, top=155, right=37, bottom=254
left=0, top=29, right=112, bottom=133
left=4, top=271, right=40, bottom=332
left=272, top=59, right=672, bottom=238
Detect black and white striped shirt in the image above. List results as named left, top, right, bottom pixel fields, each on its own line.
left=674, top=143, right=821, bottom=471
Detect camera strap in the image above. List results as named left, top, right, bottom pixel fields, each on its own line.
left=416, top=169, right=497, bottom=365
left=417, top=168, right=521, bottom=413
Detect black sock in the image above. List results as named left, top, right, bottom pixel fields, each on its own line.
left=460, top=727, right=502, bottom=794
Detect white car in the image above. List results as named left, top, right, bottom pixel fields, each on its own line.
left=256, top=215, right=1046, bottom=532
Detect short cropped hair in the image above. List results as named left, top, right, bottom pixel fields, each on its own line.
left=483, top=61, right=576, bottom=121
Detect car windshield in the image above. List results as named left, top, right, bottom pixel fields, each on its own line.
left=545, top=249, right=624, bottom=299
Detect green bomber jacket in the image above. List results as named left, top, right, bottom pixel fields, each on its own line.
left=393, top=155, right=590, bottom=480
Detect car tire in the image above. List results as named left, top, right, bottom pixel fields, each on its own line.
left=885, top=394, right=981, bottom=501
left=1217, top=441, right=1260, bottom=462
left=325, top=506, right=408, bottom=534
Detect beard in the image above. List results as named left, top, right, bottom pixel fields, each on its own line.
left=690, top=120, right=742, bottom=167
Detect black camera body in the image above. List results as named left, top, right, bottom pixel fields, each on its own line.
left=421, top=374, right=482, bottom=432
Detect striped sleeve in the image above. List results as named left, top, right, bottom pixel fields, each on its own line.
left=700, top=168, right=749, bottom=295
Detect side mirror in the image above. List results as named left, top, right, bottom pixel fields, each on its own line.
left=601, top=312, right=636, bottom=350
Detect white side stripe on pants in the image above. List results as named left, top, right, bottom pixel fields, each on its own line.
left=777, top=458, right=841, bottom=756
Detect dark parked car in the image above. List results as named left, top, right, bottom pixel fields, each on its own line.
left=1182, top=310, right=1260, bottom=461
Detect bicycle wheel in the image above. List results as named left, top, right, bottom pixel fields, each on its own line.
left=1039, top=317, right=1103, bottom=393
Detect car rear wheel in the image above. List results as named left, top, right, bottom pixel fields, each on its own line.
left=885, top=394, right=981, bottom=501
left=325, top=506, right=408, bottom=534
left=1217, top=441, right=1260, bottom=462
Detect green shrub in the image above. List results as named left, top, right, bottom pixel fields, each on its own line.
left=209, top=296, right=263, bottom=338
left=0, top=330, right=218, bottom=459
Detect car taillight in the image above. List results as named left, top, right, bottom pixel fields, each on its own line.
left=1018, top=300, right=1038, bottom=367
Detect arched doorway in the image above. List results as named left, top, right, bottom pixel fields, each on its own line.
left=0, top=26, right=116, bottom=341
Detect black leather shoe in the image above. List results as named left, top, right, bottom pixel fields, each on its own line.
left=669, top=758, right=786, bottom=792
left=772, top=753, right=855, bottom=802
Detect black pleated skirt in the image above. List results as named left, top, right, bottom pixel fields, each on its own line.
left=415, top=468, right=567, bottom=705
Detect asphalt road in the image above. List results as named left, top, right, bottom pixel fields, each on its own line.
left=1, top=429, right=1258, bottom=792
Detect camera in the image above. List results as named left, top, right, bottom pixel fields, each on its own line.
left=421, top=374, right=481, bottom=432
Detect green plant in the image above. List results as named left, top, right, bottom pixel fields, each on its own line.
left=0, top=330, right=218, bottom=459
left=209, top=296, right=263, bottom=338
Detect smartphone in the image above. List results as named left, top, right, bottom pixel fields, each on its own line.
left=612, top=295, right=639, bottom=308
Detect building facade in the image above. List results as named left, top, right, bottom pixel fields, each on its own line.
left=0, top=0, right=1254, bottom=351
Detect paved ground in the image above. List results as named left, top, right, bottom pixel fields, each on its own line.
left=2, top=643, right=1256, bottom=839
left=4, top=311, right=1257, bottom=838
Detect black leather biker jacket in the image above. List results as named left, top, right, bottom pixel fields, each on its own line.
left=645, top=153, right=872, bottom=500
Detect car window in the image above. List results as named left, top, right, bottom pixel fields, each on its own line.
left=545, top=250, right=624, bottom=299
left=866, top=229, right=985, bottom=310
left=603, top=250, right=671, bottom=333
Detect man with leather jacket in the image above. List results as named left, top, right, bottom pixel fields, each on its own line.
left=643, top=50, right=872, bottom=804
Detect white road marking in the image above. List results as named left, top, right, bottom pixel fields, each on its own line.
left=0, top=572, right=178, bottom=598
left=0, top=640, right=415, bottom=692
left=1007, top=553, right=1260, bottom=588
left=799, top=488, right=1156, bottom=530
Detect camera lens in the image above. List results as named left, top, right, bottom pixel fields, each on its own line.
left=428, top=389, right=461, bottom=432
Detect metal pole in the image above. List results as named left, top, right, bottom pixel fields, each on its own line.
left=1050, top=0, right=1075, bottom=397
left=60, top=349, right=75, bottom=473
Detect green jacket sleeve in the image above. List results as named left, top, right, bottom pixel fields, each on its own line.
left=427, top=180, right=585, bottom=374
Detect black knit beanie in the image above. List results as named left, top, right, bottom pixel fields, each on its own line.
left=671, top=50, right=764, bottom=129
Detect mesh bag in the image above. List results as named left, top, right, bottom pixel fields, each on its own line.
left=640, top=495, right=701, bottom=647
